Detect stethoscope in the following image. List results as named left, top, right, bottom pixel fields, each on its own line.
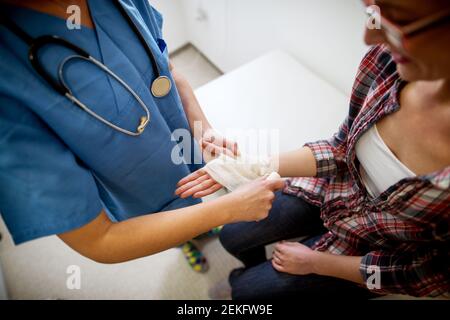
left=0, top=0, right=172, bottom=136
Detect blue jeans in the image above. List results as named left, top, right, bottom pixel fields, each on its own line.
left=219, top=191, right=378, bottom=300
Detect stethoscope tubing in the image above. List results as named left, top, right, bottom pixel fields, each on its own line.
left=60, top=55, right=150, bottom=137
left=0, top=0, right=170, bottom=136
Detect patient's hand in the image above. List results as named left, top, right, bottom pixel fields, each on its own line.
left=272, top=241, right=319, bottom=275
left=175, top=169, right=222, bottom=199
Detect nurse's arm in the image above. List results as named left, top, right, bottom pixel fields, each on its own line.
left=58, top=207, right=225, bottom=264
left=170, top=61, right=239, bottom=159
left=58, top=178, right=284, bottom=264
left=170, top=61, right=212, bottom=132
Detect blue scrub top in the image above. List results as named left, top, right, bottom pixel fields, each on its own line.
left=0, top=0, right=203, bottom=244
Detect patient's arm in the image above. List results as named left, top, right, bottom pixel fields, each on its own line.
left=275, top=146, right=317, bottom=177
left=176, top=168, right=223, bottom=199
left=272, top=241, right=364, bottom=285
left=175, top=141, right=317, bottom=198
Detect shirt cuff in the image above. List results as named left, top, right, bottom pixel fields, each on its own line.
left=304, top=140, right=338, bottom=178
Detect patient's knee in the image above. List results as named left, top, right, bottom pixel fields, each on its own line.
left=219, top=224, right=243, bottom=256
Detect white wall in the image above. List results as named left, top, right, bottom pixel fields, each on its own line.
left=154, top=0, right=369, bottom=96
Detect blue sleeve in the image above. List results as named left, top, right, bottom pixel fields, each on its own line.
left=131, top=0, right=164, bottom=37
left=131, top=1, right=167, bottom=54
left=0, top=98, right=103, bottom=244
left=149, top=3, right=163, bottom=33
left=143, top=2, right=168, bottom=56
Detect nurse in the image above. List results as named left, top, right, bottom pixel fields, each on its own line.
left=0, top=0, right=284, bottom=264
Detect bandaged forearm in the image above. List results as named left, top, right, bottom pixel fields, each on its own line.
left=204, top=153, right=280, bottom=191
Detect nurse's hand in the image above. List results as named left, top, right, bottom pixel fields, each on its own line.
left=175, top=169, right=221, bottom=199
left=200, top=129, right=239, bottom=163
left=223, top=177, right=284, bottom=223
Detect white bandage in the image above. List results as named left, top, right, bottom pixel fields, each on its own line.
left=204, top=153, right=280, bottom=191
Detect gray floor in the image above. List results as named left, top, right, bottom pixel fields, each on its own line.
left=170, top=44, right=222, bottom=89
left=0, top=45, right=237, bottom=300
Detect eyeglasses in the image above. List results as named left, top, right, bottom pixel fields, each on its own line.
left=364, top=0, right=450, bottom=51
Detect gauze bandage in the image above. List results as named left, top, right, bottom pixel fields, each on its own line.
left=204, top=153, right=280, bottom=191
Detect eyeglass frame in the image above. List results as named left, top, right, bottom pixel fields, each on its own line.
left=364, top=0, right=450, bottom=50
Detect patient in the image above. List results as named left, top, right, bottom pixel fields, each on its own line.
left=176, top=0, right=450, bottom=299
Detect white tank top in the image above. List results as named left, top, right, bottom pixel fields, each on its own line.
left=355, top=124, right=416, bottom=198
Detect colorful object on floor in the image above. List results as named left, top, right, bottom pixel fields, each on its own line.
left=195, top=225, right=223, bottom=240
left=208, top=226, right=223, bottom=237
left=181, top=241, right=209, bottom=273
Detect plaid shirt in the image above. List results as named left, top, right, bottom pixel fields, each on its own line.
left=283, top=45, right=450, bottom=297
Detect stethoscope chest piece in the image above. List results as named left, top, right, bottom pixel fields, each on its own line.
left=151, top=76, right=172, bottom=98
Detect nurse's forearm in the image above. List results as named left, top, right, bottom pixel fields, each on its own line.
left=273, top=147, right=317, bottom=178
left=170, top=63, right=212, bottom=133
left=60, top=198, right=232, bottom=264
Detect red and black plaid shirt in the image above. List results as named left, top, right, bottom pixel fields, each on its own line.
left=283, top=45, right=449, bottom=297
